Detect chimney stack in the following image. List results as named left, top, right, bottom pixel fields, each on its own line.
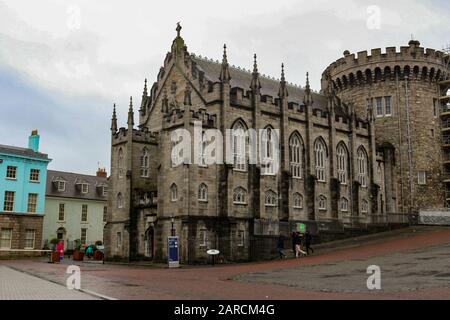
left=96, top=168, right=107, bottom=178
left=28, top=129, right=40, bottom=152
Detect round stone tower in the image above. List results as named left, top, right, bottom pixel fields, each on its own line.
left=322, top=40, right=450, bottom=214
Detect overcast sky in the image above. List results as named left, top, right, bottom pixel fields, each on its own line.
left=0, top=0, right=449, bottom=175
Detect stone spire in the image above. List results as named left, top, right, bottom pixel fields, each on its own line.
left=219, top=44, right=231, bottom=83
left=143, top=78, right=148, bottom=96
left=250, top=54, right=261, bottom=94
left=111, top=103, right=117, bottom=133
left=127, top=96, right=134, bottom=127
left=278, top=63, right=288, bottom=98
left=303, top=72, right=313, bottom=106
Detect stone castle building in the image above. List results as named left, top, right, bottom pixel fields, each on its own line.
left=104, top=24, right=449, bottom=263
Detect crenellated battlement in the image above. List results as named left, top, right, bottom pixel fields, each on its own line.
left=323, top=40, right=450, bottom=92
left=112, top=127, right=159, bottom=145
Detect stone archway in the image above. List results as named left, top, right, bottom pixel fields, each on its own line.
left=144, top=226, right=155, bottom=260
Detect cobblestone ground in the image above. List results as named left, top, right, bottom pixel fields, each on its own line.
left=2, top=226, right=450, bottom=300
left=0, top=266, right=97, bottom=300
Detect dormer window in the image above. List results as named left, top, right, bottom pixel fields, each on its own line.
left=96, top=183, right=108, bottom=197
left=53, top=178, right=67, bottom=192
left=81, top=183, right=89, bottom=194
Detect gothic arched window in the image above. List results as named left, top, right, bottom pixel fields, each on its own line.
left=293, top=193, right=303, bottom=209
left=117, top=193, right=123, bottom=209
left=232, top=120, right=248, bottom=172
left=357, top=147, right=368, bottom=187
left=336, top=143, right=348, bottom=185
left=314, top=138, right=327, bottom=182
left=233, top=187, right=247, bottom=205
left=265, top=190, right=277, bottom=207
left=361, top=199, right=369, bottom=214
left=140, top=148, right=149, bottom=177
left=340, top=197, right=349, bottom=212
left=198, top=183, right=208, bottom=202
left=261, top=127, right=276, bottom=175
left=118, top=148, right=124, bottom=178
left=318, top=195, right=327, bottom=211
left=170, top=184, right=178, bottom=202
left=289, top=133, right=303, bottom=179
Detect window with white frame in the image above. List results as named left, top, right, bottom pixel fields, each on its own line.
left=293, top=193, right=303, bottom=209
left=361, top=200, right=369, bottom=214
left=237, top=230, right=244, bottom=247
left=140, top=148, right=150, bottom=177
left=289, top=133, right=303, bottom=179
left=24, top=229, right=35, bottom=249
left=27, top=193, right=38, bottom=213
left=56, top=180, right=66, bottom=192
left=81, top=183, right=89, bottom=194
left=384, top=96, right=392, bottom=116
left=314, top=139, right=327, bottom=182
left=233, top=187, right=247, bottom=205
left=3, top=191, right=15, bottom=212
left=318, top=195, right=327, bottom=211
left=376, top=97, right=383, bottom=117
left=336, top=144, right=348, bottom=185
left=6, top=166, right=17, bottom=179
left=80, top=228, right=87, bottom=245
left=118, top=148, right=124, bottom=178
left=340, top=197, right=349, bottom=212
left=198, top=183, right=208, bottom=202
left=102, top=186, right=108, bottom=197
left=58, top=204, right=65, bottom=221
left=418, top=171, right=427, bottom=185
left=357, top=147, right=368, bottom=187
left=29, top=169, right=40, bottom=182
left=232, top=121, right=247, bottom=172
left=81, top=205, right=88, bottom=222
left=261, top=127, right=276, bottom=175
left=117, top=193, right=124, bottom=208
left=170, top=184, right=178, bottom=201
left=0, top=228, right=12, bottom=249
left=265, top=190, right=277, bottom=207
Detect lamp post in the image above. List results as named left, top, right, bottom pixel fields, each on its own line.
left=171, top=216, right=175, bottom=236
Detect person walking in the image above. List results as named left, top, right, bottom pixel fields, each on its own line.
left=294, top=232, right=306, bottom=258
left=305, top=231, right=314, bottom=256
left=277, top=236, right=287, bottom=259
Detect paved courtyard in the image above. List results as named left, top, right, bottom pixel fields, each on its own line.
left=1, top=226, right=450, bottom=300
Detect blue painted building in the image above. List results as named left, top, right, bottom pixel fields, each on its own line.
left=0, top=130, right=51, bottom=257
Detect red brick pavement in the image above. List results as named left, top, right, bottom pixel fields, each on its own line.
left=3, top=227, right=450, bottom=300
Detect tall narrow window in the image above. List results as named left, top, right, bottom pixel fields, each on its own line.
left=103, top=206, right=108, bottom=222
left=198, top=183, right=208, bottom=202
left=117, top=232, right=122, bottom=249
left=24, top=229, right=35, bottom=249
left=418, top=171, right=427, bottom=185
left=232, top=121, right=247, bottom=172
left=237, top=230, right=245, bottom=247
left=433, top=98, right=438, bottom=117
left=81, top=205, right=88, bottom=222
left=6, top=166, right=17, bottom=179
left=0, top=228, right=12, bottom=249
left=357, top=147, right=368, bottom=187
left=81, top=228, right=87, bottom=245
left=58, top=204, right=65, bottom=221
left=3, top=191, right=15, bottom=212
left=27, top=193, right=38, bottom=213
left=314, top=139, right=327, bottom=182
left=376, top=97, right=383, bottom=117
left=170, top=184, right=178, bottom=202
left=336, top=143, right=348, bottom=185
left=261, top=127, right=276, bottom=175
left=117, top=193, right=123, bottom=209
left=30, top=169, right=40, bottom=182
left=318, top=195, right=327, bottom=211
left=118, top=148, right=124, bottom=178
left=384, top=96, right=392, bottom=116
left=140, top=148, right=150, bottom=177
left=289, top=133, right=303, bottom=179
left=340, top=197, right=349, bottom=212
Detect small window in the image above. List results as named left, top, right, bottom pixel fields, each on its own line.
left=30, top=169, right=40, bottom=182
left=24, top=229, right=35, bottom=249
left=102, top=186, right=108, bottom=197
left=340, top=198, right=349, bottom=212
left=103, top=206, right=107, bottom=222
left=0, top=228, right=12, bottom=249
left=293, top=193, right=303, bottom=209
left=265, top=190, right=277, bottom=207
left=233, top=187, right=247, bottom=205
left=27, top=193, right=38, bottom=213
left=6, top=166, right=17, bottom=179
left=433, top=98, right=438, bottom=117
left=81, top=228, right=87, bottom=245
left=384, top=97, right=392, bottom=116
left=57, top=181, right=66, bottom=192
left=237, top=230, right=245, bottom=247
left=58, top=204, right=65, bottom=221
left=3, top=191, right=15, bottom=212
left=376, top=97, right=383, bottom=117
left=198, top=184, right=208, bottom=202
left=117, top=193, right=123, bottom=208
left=418, top=171, right=427, bottom=185
left=140, top=148, right=150, bottom=177
left=318, top=195, right=327, bottom=211
left=361, top=200, right=369, bottom=214
left=81, top=205, right=88, bottom=222
left=81, top=183, right=89, bottom=194
left=170, top=184, right=178, bottom=202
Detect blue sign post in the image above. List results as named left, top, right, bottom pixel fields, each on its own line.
left=168, top=236, right=180, bottom=268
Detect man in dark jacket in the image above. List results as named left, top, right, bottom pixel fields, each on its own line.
left=305, top=231, right=314, bottom=256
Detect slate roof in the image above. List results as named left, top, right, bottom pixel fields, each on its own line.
left=192, top=56, right=330, bottom=111
left=0, top=144, right=50, bottom=160
left=46, top=170, right=108, bottom=201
